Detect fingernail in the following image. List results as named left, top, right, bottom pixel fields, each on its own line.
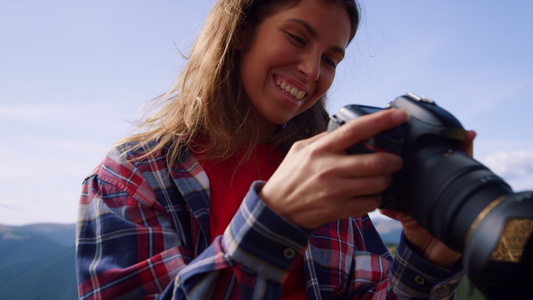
left=392, top=109, right=409, bottom=123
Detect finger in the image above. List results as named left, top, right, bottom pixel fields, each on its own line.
left=331, top=152, right=403, bottom=178
left=460, top=130, right=477, bottom=156
left=398, top=214, right=419, bottom=228
left=380, top=210, right=420, bottom=229
left=393, top=213, right=423, bottom=231
left=318, top=109, right=409, bottom=154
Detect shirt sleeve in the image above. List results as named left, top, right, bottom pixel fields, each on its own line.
left=172, top=181, right=310, bottom=299
left=389, top=235, right=464, bottom=299
left=350, top=216, right=463, bottom=299
left=76, top=170, right=187, bottom=300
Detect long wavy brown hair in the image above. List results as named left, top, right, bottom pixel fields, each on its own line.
left=118, top=0, right=360, bottom=164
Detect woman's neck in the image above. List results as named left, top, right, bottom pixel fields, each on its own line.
left=250, top=109, right=279, bottom=143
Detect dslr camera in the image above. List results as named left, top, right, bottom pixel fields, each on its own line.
left=328, top=93, right=533, bottom=299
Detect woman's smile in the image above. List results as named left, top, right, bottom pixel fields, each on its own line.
left=275, top=77, right=307, bottom=101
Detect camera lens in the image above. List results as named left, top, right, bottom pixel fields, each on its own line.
left=395, top=144, right=533, bottom=298
left=394, top=146, right=507, bottom=247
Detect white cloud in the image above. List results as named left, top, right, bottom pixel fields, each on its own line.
left=507, top=177, right=533, bottom=193
left=482, top=151, right=533, bottom=179
left=479, top=150, right=533, bottom=192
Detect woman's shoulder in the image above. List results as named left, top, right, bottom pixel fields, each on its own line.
left=111, top=135, right=192, bottom=162
left=104, top=137, right=199, bottom=175
left=82, top=138, right=191, bottom=209
left=111, top=139, right=164, bottom=162
left=84, top=136, right=205, bottom=197
left=86, top=139, right=172, bottom=180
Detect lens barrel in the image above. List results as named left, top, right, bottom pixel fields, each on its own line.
left=391, top=138, right=533, bottom=299
left=394, top=146, right=512, bottom=251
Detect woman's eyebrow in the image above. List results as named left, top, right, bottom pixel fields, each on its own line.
left=285, top=18, right=346, bottom=57
left=287, top=18, right=318, bottom=38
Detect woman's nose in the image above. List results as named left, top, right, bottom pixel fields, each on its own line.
left=298, top=52, right=321, bottom=82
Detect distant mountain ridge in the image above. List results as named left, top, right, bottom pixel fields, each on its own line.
left=0, top=223, right=75, bottom=246
left=0, top=223, right=77, bottom=299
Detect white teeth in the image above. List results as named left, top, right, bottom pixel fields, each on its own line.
left=276, top=79, right=306, bottom=100
left=290, top=87, right=299, bottom=97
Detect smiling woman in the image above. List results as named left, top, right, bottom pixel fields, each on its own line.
left=75, top=0, right=466, bottom=299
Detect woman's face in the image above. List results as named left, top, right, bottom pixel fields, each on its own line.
left=238, top=0, right=352, bottom=136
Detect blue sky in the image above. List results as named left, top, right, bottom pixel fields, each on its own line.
left=1, top=1, right=532, bottom=226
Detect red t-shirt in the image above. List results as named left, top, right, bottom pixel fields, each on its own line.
left=196, top=143, right=306, bottom=300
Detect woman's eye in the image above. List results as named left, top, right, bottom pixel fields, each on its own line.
left=324, top=57, right=338, bottom=69
left=288, top=33, right=306, bottom=46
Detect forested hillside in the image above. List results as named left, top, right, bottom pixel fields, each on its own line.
left=0, top=223, right=77, bottom=299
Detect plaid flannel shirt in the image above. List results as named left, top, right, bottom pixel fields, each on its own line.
left=76, top=140, right=462, bottom=299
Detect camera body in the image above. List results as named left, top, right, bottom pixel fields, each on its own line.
left=328, top=93, right=471, bottom=211
left=328, top=93, right=533, bottom=299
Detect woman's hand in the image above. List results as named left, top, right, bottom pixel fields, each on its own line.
left=260, top=109, right=409, bottom=229
left=380, top=210, right=461, bottom=269
left=380, top=130, right=477, bottom=269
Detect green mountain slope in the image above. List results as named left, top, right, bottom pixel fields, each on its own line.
left=0, top=224, right=78, bottom=299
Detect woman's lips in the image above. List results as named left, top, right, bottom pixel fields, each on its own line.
left=276, top=78, right=306, bottom=100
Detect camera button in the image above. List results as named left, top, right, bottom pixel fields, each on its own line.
left=283, top=248, right=296, bottom=259
left=414, top=275, right=425, bottom=285
left=420, top=96, right=435, bottom=104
